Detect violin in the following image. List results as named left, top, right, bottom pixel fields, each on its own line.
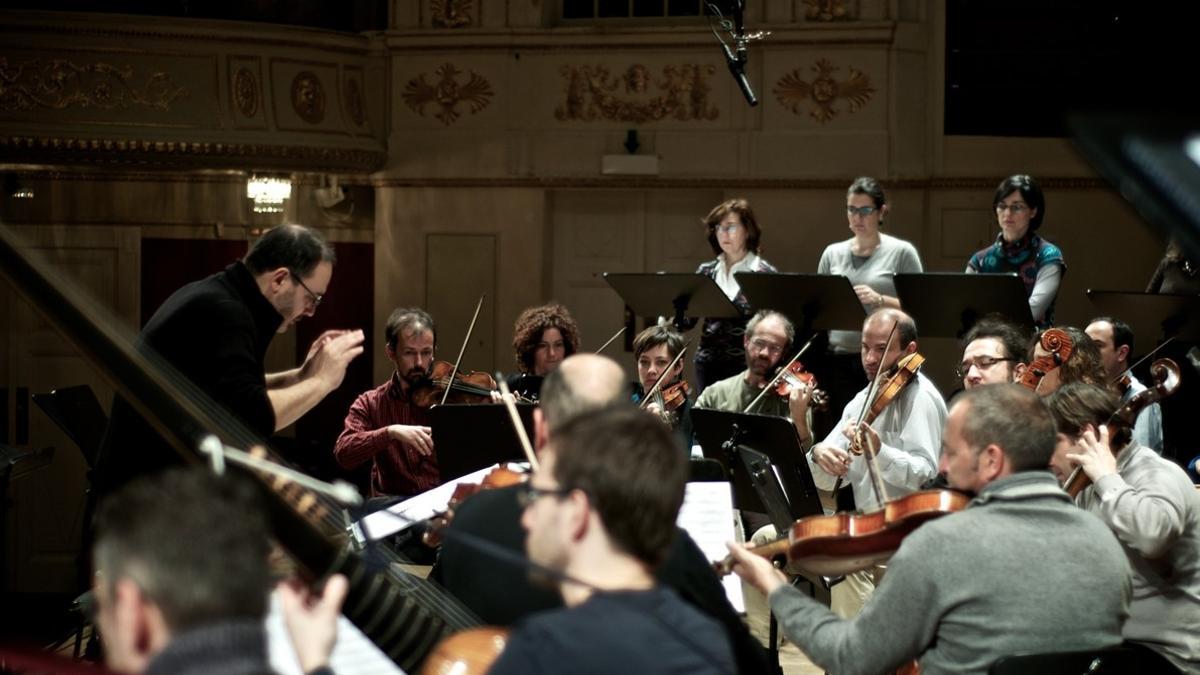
left=713, top=487, right=970, bottom=577
left=422, top=464, right=528, bottom=547
left=773, top=362, right=829, bottom=411
left=849, top=352, right=924, bottom=456
left=659, top=379, right=691, bottom=412
left=1017, top=327, right=1073, bottom=395
left=412, top=360, right=499, bottom=408
left=1062, top=358, right=1180, bottom=498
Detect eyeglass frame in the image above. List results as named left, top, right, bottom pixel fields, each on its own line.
left=289, top=270, right=324, bottom=308
left=846, top=205, right=879, bottom=217
left=994, top=203, right=1031, bottom=214
left=516, top=482, right=577, bottom=509
left=955, top=355, right=1017, bottom=380
left=716, top=222, right=743, bottom=234
left=748, top=337, right=785, bottom=356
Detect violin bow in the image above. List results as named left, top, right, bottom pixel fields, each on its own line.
left=440, top=294, right=485, bottom=406
left=743, top=333, right=818, bottom=414
left=1110, top=336, right=1175, bottom=386
left=639, top=339, right=692, bottom=410
left=832, top=321, right=899, bottom=503
left=594, top=326, right=626, bottom=355
left=496, top=375, right=539, bottom=471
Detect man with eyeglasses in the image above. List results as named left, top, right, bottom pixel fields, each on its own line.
left=958, top=317, right=1029, bottom=390
left=807, top=308, right=947, bottom=618
left=695, top=309, right=815, bottom=445
left=487, top=405, right=735, bottom=675
left=97, top=224, right=364, bottom=497
left=335, top=307, right=440, bottom=498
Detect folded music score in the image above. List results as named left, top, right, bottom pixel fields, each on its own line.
left=265, top=590, right=403, bottom=675
left=677, top=481, right=745, bottom=613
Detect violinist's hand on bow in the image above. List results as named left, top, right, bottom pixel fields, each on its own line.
left=725, top=541, right=787, bottom=597
left=812, top=443, right=851, bottom=477
left=1065, top=424, right=1118, bottom=482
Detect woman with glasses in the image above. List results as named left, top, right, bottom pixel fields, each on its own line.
left=967, top=174, right=1065, bottom=328
left=677, top=198, right=777, bottom=394
left=813, top=177, right=923, bottom=433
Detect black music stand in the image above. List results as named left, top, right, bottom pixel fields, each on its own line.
left=603, top=273, right=742, bottom=326
left=1086, top=291, right=1200, bottom=343
left=690, top=408, right=822, bottom=520
left=894, top=272, right=1034, bottom=338
left=734, top=273, right=866, bottom=336
left=430, top=403, right=536, bottom=479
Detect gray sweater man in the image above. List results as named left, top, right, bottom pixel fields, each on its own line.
left=728, top=384, right=1130, bottom=675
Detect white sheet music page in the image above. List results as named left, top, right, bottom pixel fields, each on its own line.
left=676, top=481, right=745, bottom=613
left=265, top=589, right=404, bottom=675
left=351, top=464, right=500, bottom=544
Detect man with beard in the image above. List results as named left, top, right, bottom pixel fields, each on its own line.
left=807, top=308, right=947, bottom=617
left=695, top=309, right=815, bottom=444
left=334, top=307, right=439, bottom=498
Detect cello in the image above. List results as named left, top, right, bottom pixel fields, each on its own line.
left=1017, top=327, right=1073, bottom=395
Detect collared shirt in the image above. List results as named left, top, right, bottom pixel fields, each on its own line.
left=1122, top=373, right=1164, bottom=454
left=334, top=373, right=438, bottom=498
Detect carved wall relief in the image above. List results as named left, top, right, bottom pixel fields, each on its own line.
left=233, top=67, right=258, bottom=118
left=804, top=0, right=854, bottom=21
left=345, top=76, right=365, bottom=127
left=773, top=58, right=873, bottom=124
left=430, top=0, right=473, bottom=28
left=0, top=56, right=187, bottom=112
left=555, top=64, right=719, bottom=124
left=402, top=63, right=494, bottom=126
left=290, top=71, right=326, bottom=124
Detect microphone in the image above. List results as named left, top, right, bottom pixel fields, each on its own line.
left=721, top=0, right=758, bottom=106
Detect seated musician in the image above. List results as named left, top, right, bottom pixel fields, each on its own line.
left=728, top=384, right=1131, bottom=675
left=433, top=354, right=769, bottom=673
left=505, top=302, right=580, bottom=401
left=1085, top=317, right=1164, bottom=453
left=958, top=316, right=1029, bottom=390
left=1015, top=325, right=1106, bottom=395
left=695, top=309, right=815, bottom=445
left=630, top=324, right=694, bottom=452
left=92, top=467, right=346, bottom=675
left=334, top=308, right=438, bottom=498
left=807, top=308, right=946, bottom=617
left=488, top=405, right=735, bottom=674
left=1047, top=383, right=1198, bottom=673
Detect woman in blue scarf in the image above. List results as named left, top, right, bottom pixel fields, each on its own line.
left=966, top=175, right=1065, bottom=328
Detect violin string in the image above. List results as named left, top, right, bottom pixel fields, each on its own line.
left=743, top=333, right=818, bottom=414
left=832, top=322, right=898, bottom=497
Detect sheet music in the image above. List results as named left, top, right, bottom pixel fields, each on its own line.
left=677, top=481, right=745, bottom=613
left=265, top=589, right=404, bottom=675
left=351, top=465, right=501, bottom=544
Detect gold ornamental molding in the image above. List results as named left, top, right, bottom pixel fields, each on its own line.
left=233, top=67, right=259, bottom=118
left=774, top=58, right=873, bottom=124
left=0, top=134, right=386, bottom=171
left=804, top=0, right=854, bottom=21
left=0, top=56, right=188, bottom=112
left=291, top=71, right=327, bottom=124
left=402, top=63, right=494, bottom=126
left=555, top=64, right=719, bottom=124
left=430, top=0, right=473, bottom=28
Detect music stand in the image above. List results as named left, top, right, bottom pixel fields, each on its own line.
left=894, top=272, right=1034, bottom=338
left=603, top=273, right=742, bottom=326
left=734, top=273, right=866, bottom=336
left=430, top=403, right=536, bottom=479
left=1086, top=291, right=1200, bottom=343
left=690, top=408, right=822, bottom=519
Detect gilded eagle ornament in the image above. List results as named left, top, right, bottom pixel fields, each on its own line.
left=774, top=58, right=874, bottom=124
left=402, top=63, right=493, bottom=126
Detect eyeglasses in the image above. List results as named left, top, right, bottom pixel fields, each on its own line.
left=955, top=356, right=1017, bottom=379
left=290, top=271, right=324, bottom=308
left=748, top=338, right=784, bottom=356
left=995, top=203, right=1030, bottom=214
left=846, top=205, right=879, bottom=217
left=516, top=483, right=575, bottom=508
left=717, top=223, right=742, bottom=234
